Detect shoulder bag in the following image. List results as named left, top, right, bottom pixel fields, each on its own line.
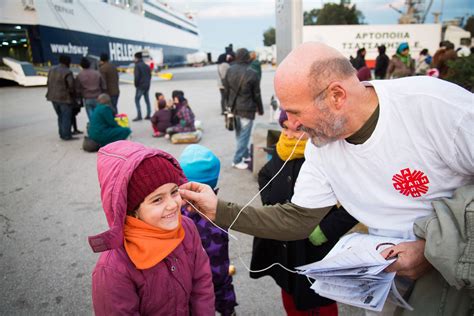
left=224, top=70, right=247, bottom=131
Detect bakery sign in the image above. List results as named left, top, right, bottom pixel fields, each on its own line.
left=303, top=24, right=441, bottom=61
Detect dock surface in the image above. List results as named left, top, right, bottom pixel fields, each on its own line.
left=0, top=65, right=362, bottom=315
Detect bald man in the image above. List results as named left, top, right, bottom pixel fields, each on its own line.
left=180, top=43, right=473, bottom=314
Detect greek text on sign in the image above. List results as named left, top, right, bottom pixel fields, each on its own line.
left=303, top=24, right=441, bottom=62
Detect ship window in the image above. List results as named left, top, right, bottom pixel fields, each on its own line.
left=144, top=11, right=198, bottom=36
left=143, top=0, right=197, bottom=29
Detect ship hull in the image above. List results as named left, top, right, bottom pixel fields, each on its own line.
left=0, top=0, right=200, bottom=67
left=37, top=24, right=195, bottom=66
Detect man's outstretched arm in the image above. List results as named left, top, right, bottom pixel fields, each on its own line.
left=180, top=182, right=333, bottom=241
left=216, top=200, right=332, bottom=240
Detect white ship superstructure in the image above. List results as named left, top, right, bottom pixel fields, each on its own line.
left=0, top=0, right=201, bottom=66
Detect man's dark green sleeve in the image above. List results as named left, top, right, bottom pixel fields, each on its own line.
left=215, top=200, right=333, bottom=240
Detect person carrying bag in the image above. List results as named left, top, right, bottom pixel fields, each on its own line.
left=224, top=71, right=246, bottom=131
left=222, top=48, right=263, bottom=170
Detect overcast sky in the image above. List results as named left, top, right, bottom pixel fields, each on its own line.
left=169, top=0, right=473, bottom=55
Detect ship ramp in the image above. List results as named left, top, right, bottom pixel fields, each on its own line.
left=0, top=57, right=47, bottom=86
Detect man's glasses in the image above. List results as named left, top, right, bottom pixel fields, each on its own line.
left=313, top=82, right=332, bottom=101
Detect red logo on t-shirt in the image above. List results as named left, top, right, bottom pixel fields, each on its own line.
left=392, top=168, right=429, bottom=198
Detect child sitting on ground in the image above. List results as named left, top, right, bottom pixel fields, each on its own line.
left=166, top=92, right=196, bottom=139
left=170, top=90, right=184, bottom=125
left=179, top=145, right=238, bottom=316
left=154, top=92, right=165, bottom=108
left=89, top=140, right=215, bottom=315
left=151, top=98, right=172, bottom=137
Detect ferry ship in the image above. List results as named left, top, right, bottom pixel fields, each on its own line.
left=0, top=0, right=201, bottom=67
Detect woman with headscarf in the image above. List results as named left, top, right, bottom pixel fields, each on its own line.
left=88, top=93, right=131, bottom=147
left=386, top=42, right=415, bottom=79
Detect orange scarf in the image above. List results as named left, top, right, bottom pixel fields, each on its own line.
left=124, top=214, right=185, bottom=270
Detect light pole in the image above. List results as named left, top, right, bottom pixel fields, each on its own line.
left=275, top=0, right=303, bottom=64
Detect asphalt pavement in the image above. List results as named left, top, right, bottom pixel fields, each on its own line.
left=0, top=65, right=362, bottom=315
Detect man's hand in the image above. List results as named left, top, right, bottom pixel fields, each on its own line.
left=179, top=182, right=218, bottom=221
left=381, top=239, right=432, bottom=280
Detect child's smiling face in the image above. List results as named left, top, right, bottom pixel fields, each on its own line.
left=136, top=183, right=182, bottom=230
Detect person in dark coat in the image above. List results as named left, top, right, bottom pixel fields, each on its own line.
left=433, top=41, right=458, bottom=79
left=133, top=52, right=152, bottom=121
left=249, top=51, right=262, bottom=80
left=217, top=54, right=232, bottom=115
left=250, top=110, right=358, bottom=315
left=99, top=53, right=120, bottom=112
left=225, top=44, right=236, bottom=59
left=223, top=48, right=264, bottom=170
left=374, top=45, right=389, bottom=79
left=432, top=41, right=448, bottom=73
left=46, top=54, right=76, bottom=141
left=151, top=99, right=172, bottom=137
left=350, top=48, right=366, bottom=70
left=88, top=94, right=131, bottom=147
left=76, top=57, right=106, bottom=120
left=71, top=103, right=83, bottom=136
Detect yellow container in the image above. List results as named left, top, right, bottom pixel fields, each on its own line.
left=158, top=72, right=173, bottom=80
left=115, top=114, right=129, bottom=128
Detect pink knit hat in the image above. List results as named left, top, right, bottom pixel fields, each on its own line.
left=127, top=156, right=181, bottom=212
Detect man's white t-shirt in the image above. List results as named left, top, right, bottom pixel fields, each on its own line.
left=292, top=76, right=473, bottom=239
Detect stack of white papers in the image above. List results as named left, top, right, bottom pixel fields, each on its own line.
left=297, top=233, right=414, bottom=312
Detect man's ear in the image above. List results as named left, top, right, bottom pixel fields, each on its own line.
left=328, top=83, right=346, bottom=111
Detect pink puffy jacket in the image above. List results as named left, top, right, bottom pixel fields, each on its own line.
left=88, top=141, right=215, bottom=315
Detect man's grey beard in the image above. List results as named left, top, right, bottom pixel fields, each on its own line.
left=301, top=114, right=347, bottom=148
